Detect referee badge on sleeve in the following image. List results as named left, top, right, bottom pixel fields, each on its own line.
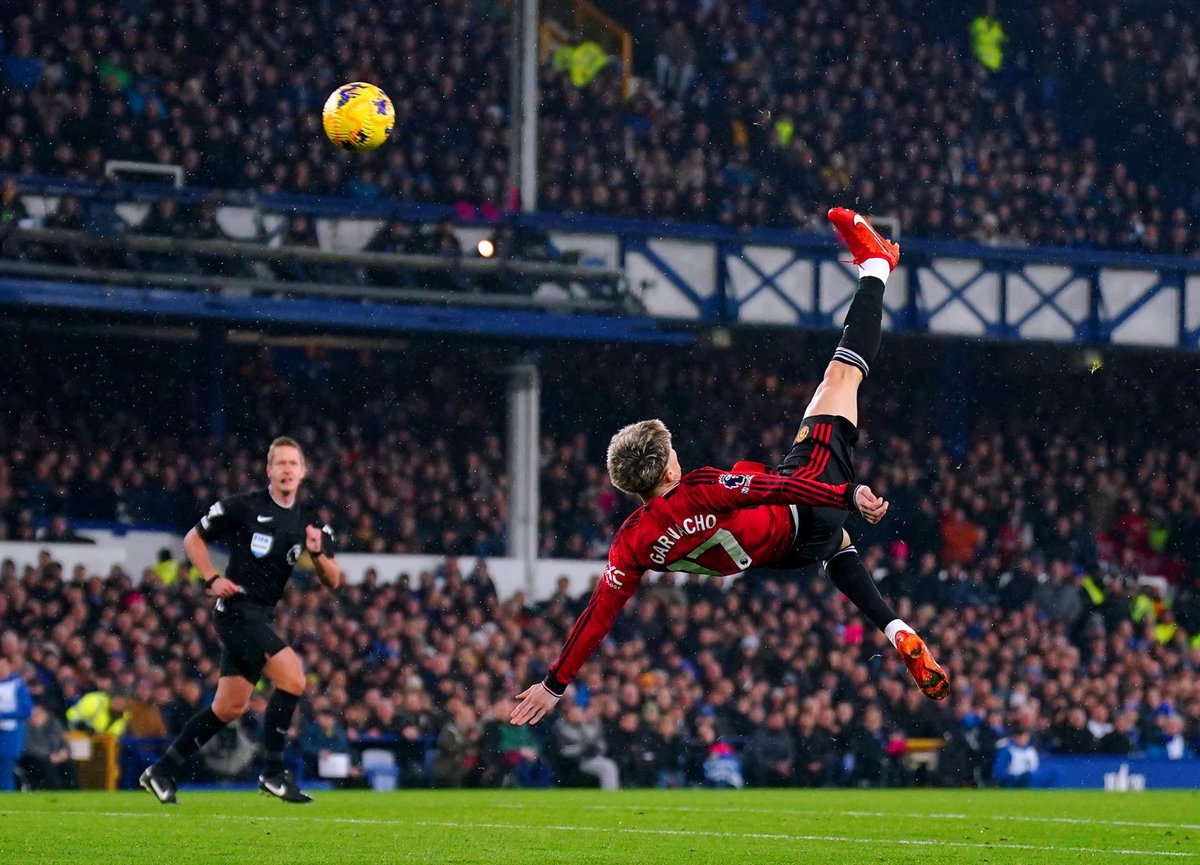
left=250, top=532, right=273, bottom=558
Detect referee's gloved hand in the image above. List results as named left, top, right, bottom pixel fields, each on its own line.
left=853, top=485, right=889, bottom=524
left=206, top=575, right=243, bottom=598
left=305, top=524, right=326, bottom=557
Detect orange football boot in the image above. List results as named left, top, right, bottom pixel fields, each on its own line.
left=895, top=630, right=950, bottom=700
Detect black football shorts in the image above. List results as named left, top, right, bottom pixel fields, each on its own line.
left=214, top=597, right=287, bottom=682
left=774, top=414, right=859, bottom=568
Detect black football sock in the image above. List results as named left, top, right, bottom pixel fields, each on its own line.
left=263, top=690, right=301, bottom=776
left=160, top=708, right=226, bottom=773
left=832, top=276, right=885, bottom=377
left=824, top=543, right=897, bottom=632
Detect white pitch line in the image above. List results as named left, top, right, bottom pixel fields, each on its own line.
left=411, top=818, right=1194, bottom=858
left=568, top=802, right=1200, bottom=832
left=2, top=809, right=1194, bottom=859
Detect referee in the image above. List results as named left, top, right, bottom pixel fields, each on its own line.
left=140, top=436, right=341, bottom=804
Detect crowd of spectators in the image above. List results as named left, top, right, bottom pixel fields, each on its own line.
left=0, top=335, right=510, bottom=555
left=7, top=330, right=1200, bottom=593
left=3, top=330, right=1200, bottom=789
left=3, top=0, right=1200, bottom=253
left=0, top=545, right=1196, bottom=792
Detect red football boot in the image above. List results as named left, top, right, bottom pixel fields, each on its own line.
left=827, top=207, right=901, bottom=271
left=895, top=630, right=951, bottom=700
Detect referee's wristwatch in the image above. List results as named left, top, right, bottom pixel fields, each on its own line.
left=310, top=546, right=325, bottom=559
left=203, top=573, right=221, bottom=588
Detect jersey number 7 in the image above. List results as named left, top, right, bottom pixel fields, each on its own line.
left=664, top=528, right=752, bottom=576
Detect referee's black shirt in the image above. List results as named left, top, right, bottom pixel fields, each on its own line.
left=195, top=488, right=336, bottom=606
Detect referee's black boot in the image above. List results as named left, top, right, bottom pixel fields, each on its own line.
left=259, top=769, right=313, bottom=803
left=139, top=764, right=178, bottom=804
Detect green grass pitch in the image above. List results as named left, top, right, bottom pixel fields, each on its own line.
left=1, top=789, right=1197, bottom=864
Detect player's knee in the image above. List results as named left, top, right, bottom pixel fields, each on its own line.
left=275, top=667, right=306, bottom=696
left=822, top=360, right=862, bottom=388
left=212, top=698, right=247, bottom=723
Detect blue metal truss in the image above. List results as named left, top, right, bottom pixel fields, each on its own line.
left=1004, top=267, right=1094, bottom=343
left=7, top=170, right=1200, bottom=349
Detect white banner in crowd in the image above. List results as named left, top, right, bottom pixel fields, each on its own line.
left=0, top=531, right=608, bottom=602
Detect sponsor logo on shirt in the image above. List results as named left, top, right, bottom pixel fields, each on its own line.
left=250, top=532, right=273, bottom=558
left=603, top=565, right=626, bottom=590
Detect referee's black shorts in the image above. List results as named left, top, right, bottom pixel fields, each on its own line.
left=214, top=597, right=287, bottom=682
left=774, top=414, right=859, bottom=568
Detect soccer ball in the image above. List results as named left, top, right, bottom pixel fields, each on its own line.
left=322, top=82, right=394, bottom=152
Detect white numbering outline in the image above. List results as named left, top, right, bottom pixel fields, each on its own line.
left=664, top=528, right=752, bottom=576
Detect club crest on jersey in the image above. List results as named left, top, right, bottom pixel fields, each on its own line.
left=287, top=544, right=302, bottom=565
left=796, top=425, right=810, bottom=444
left=719, top=473, right=752, bottom=494
left=250, top=532, right=273, bottom=558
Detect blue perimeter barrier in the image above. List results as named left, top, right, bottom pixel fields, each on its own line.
left=1041, top=755, right=1200, bottom=789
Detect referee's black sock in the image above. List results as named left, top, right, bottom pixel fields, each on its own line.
left=160, top=708, right=226, bottom=773
left=824, top=543, right=897, bottom=633
left=832, top=275, right=886, bottom=378
left=263, top=690, right=301, bottom=776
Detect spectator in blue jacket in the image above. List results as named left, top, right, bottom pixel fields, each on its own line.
left=0, top=655, right=33, bottom=791
left=992, top=728, right=1057, bottom=788
left=299, top=707, right=351, bottom=780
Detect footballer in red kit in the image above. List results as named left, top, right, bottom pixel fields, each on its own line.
left=511, top=208, right=950, bottom=727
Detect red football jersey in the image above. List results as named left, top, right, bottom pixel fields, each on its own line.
left=543, top=463, right=856, bottom=695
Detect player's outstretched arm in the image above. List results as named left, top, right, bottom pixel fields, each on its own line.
left=689, top=468, right=889, bottom=521
left=511, top=560, right=643, bottom=726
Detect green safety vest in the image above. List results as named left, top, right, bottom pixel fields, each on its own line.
left=553, top=41, right=609, bottom=88
left=1082, top=575, right=1105, bottom=606
left=65, top=692, right=129, bottom=736
left=774, top=118, right=795, bottom=147
left=970, top=17, right=1005, bottom=71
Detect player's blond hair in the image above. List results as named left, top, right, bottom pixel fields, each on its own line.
left=267, top=435, right=306, bottom=466
left=606, top=419, right=672, bottom=498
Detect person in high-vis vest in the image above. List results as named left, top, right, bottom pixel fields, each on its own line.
left=970, top=14, right=1005, bottom=72
left=65, top=689, right=130, bottom=737
left=0, top=656, right=33, bottom=792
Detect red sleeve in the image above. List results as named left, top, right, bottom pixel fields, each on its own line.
left=542, top=545, right=643, bottom=697
left=685, top=467, right=856, bottom=511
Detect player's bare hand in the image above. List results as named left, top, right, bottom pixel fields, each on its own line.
left=208, top=576, right=243, bottom=598
left=509, top=683, right=560, bottom=726
left=305, top=524, right=324, bottom=555
left=854, top=486, right=890, bottom=524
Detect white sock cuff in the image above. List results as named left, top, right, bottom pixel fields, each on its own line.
left=857, top=257, right=891, bottom=284
left=884, top=618, right=913, bottom=648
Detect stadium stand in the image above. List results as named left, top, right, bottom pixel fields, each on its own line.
left=1, top=0, right=1198, bottom=250
left=0, top=334, right=509, bottom=555
left=1, top=333, right=1198, bottom=789
left=1, top=547, right=1196, bottom=790
left=3, top=0, right=1200, bottom=797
